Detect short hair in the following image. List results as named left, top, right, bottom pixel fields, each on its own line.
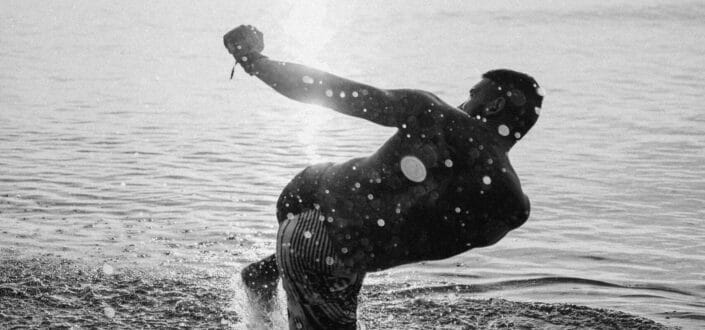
left=482, top=69, right=543, bottom=137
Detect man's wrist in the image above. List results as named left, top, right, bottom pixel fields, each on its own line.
left=236, top=52, right=267, bottom=76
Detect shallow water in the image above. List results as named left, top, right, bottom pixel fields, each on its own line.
left=1, top=0, right=704, bottom=328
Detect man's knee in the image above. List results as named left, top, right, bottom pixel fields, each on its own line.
left=241, top=255, right=279, bottom=284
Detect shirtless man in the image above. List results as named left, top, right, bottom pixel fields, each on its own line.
left=224, top=25, right=544, bottom=329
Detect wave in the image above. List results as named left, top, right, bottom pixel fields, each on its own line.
left=373, top=276, right=697, bottom=299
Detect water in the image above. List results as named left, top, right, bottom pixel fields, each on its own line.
left=1, top=0, right=704, bottom=328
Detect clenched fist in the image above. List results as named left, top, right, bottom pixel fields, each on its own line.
left=223, top=25, right=264, bottom=61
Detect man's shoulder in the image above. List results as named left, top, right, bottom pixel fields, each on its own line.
left=390, top=89, right=449, bottom=108
left=390, top=89, right=468, bottom=124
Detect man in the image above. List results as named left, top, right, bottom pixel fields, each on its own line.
left=224, top=25, right=544, bottom=329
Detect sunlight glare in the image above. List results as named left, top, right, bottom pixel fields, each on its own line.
left=296, top=108, right=334, bottom=164
left=280, top=0, right=335, bottom=67
left=280, top=0, right=339, bottom=163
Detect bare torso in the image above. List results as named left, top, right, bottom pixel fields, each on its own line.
left=225, top=53, right=531, bottom=271
left=279, top=95, right=529, bottom=271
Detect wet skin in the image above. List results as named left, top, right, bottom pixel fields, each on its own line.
left=264, top=68, right=529, bottom=271
left=225, top=31, right=530, bottom=272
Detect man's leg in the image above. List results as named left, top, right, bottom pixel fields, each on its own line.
left=240, top=163, right=331, bottom=313
left=241, top=254, right=279, bottom=309
left=277, top=209, right=365, bottom=329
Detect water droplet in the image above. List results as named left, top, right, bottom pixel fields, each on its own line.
left=352, top=91, right=359, bottom=97
left=536, top=87, right=545, bottom=97
left=362, top=108, right=368, bottom=113
left=339, top=91, right=346, bottom=98
left=304, top=231, right=312, bottom=239
left=102, top=264, right=114, bottom=275
left=318, top=215, right=325, bottom=221
left=487, top=158, right=494, bottom=165
left=341, top=247, right=349, bottom=254
left=327, top=216, right=334, bottom=222
left=444, top=159, right=453, bottom=167
left=406, top=134, right=411, bottom=138
left=395, top=207, right=401, bottom=214
left=501, top=168, right=507, bottom=173
left=455, top=207, right=461, bottom=213
left=498, top=86, right=503, bottom=91
left=401, top=124, right=407, bottom=129
left=377, top=219, right=385, bottom=227
left=241, top=56, right=248, bottom=62
left=287, top=212, right=295, bottom=220
left=302, top=76, right=314, bottom=84
left=400, top=156, right=427, bottom=182
left=367, top=194, right=374, bottom=200
left=498, top=124, right=510, bottom=136
left=514, top=132, right=522, bottom=139
left=325, top=256, right=335, bottom=265
left=354, top=182, right=361, bottom=188
left=535, top=106, right=542, bottom=115
left=325, top=189, right=330, bottom=194
left=483, top=176, right=492, bottom=185
left=104, top=306, right=115, bottom=318
left=325, top=89, right=333, bottom=97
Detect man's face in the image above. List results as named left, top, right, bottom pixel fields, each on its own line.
left=459, top=78, right=501, bottom=116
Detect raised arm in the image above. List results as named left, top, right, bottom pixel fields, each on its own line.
left=224, top=25, right=438, bottom=127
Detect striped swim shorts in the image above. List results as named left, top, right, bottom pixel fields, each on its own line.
left=276, top=208, right=365, bottom=329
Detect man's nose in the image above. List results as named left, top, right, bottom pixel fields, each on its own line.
left=459, top=100, right=469, bottom=110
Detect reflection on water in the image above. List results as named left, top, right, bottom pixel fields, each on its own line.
left=1, top=0, right=704, bottom=328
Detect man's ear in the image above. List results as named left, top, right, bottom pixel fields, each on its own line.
left=484, top=96, right=506, bottom=116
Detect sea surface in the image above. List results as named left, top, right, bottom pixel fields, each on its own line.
left=1, top=0, right=704, bottom=328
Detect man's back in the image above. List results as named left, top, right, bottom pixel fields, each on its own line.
left=294, top=91, right=530, bottom=271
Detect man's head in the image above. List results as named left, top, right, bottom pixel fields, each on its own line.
left=460, top=69, right=544, bottom=144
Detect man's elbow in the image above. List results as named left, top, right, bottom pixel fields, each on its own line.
left=507, top=194, right=530, bottom=229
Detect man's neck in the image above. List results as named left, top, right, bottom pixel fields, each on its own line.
left=480, top=119, right=516, bottom=152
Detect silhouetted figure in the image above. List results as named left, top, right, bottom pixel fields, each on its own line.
left=225, top=25, right=544, bottom=329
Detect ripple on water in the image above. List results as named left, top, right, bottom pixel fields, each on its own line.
left=0, top=256, right=239, bottom=329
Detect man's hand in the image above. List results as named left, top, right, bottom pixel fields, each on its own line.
left=223, top=25, right=264, bottom=61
